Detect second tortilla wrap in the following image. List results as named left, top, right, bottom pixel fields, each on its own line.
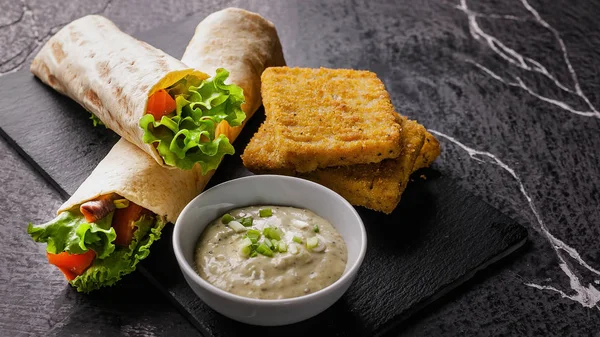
left=59, top=8, right=285, bottom=223
left=183, top=7, right=285, bottom=141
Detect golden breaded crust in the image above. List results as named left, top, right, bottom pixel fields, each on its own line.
left=412, top=130, right=441, bottom=171
left=241, top=121, right=294, bottom=174
left=301, top=159, right=404, bottom=214
left=261, top=67, right=402, bottom=172
left=302, top=120, right=425, bottom=213
left=242, top=115, right=433, bottom=213
left=304, top=119, right=425, bottom=213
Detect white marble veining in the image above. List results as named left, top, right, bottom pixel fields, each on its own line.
left=457, top=0, right=600, bottom=119
left=454, top=0, right=600, bottom=309
left=429, top=129, right=600, bottom=310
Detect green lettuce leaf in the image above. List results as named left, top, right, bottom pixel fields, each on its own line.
left=89, top=113, right=105, bottom=127
left=27, top=211, right=116, bottom=259
left=70, top=215, right=166, bottom=293
left=140, top=68, right=246, bottom=173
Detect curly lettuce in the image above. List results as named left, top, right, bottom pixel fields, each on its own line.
left=140, top=68, right=245, bottom=172
left=89, top=113, right=105, bottom=127
left=27, top=211, right=116, bottom=259
left=70, top=215, right=166, bottom=293
left=28, top=210, right=167, bottom=293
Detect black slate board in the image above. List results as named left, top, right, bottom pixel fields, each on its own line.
left=0, top=13, right=527, bottom=337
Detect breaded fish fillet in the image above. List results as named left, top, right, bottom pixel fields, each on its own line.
left=302, top=118, right=427, bottom=213
left=242, top=115, right=440, bottom=213
left=241, top=120, right=293, bottom=174
left=413, top=131, right=441, bottom=171
left=261, top=67, right=402, bottom=172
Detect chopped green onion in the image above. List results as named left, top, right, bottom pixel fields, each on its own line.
left=263, top=227, right=283, bottom=240
left=239, top=216, right=253, bottom=227
left=278, top=242, right=288, bottom=253
left=239, top=237, right=253, bottom=257
left=271, top=239, right=279, bottom=251
left=289, top=244, right=299, bottom=255
left=113, top=199, right=130, bottom=209
left=313, top=237, right=326, bottom=252
left=221, top=214, right=234, bottom=224
left=264, top=238, right=273, bottom=249
left=250, top=251, right=258, bottom=257
left=256, top=243, right=273, bottom=257
left=227, top=220, right=246, bottom=233
left=238, top=237, right=253, bottom=257
left=313, top=224, right=320, bottom=233
left=307, top=237, right=319, bottom=250
left=292, top=236, right=303, bottom=244
left=245, top=229, right=261, bottom=243
left=259, top=208, right=273, bottom=217
left=239, top=237, right=253, bottom=248
left=239, top=245, right=252, bottom=257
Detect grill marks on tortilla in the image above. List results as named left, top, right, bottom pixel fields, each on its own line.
left=97, top=60, right=110, bottom=79
left=86, top=90, right=102, bottom=109
left=113, top=116, right=124, bottom=131
left=66, top=63, right=78, bottom=81
left=114, top=86, right=128, bottom=110
left=51, top=42, right=66, bottom=63
left=69, top=26, right=84, bottom=45
left=140, top=41, right=154, bottom=52
left=38, top=61, right=64, bottom=92
left=91, top=56, right=117, bottom=119
left=156, top=56, right=169, bottom=72
left=126, top=61, right=137, bottom=73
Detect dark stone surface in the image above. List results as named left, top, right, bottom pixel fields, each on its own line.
left=0, top=6, right=528, bottom=336
left=0, top=0, right=599, bottom=336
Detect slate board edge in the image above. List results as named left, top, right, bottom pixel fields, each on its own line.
left=379, top=234, right=528, bottom=336
left=0, top=124, right=69, bottom=199
left=138, top=265, right=210, bottom=337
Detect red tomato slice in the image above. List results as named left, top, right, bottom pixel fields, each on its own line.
left=47, top=250, right=96, bottom=279
left=56, top=266, right=78, bottom=281
left=112, top=202, right=147, bottom=247
left=147, top=89, right=176, bottom=120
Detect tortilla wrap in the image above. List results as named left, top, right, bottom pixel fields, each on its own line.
left=183, top=7, right=286, bottom=141
left=58, top=9, right=285, bottom=223
left=30, top=15, right=208, bottom=167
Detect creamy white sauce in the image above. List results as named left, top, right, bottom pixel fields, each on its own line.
left=194, top=206, right=347, bottom=299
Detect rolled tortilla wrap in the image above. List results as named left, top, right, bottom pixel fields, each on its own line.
left=182, top=7, right=286, bottom=141
left=30, top=15, right=245, bottom=172
left=29, top=9, right=285, bottom=291
left=59, top=8, right=285, bottom=222
left=58, top=138, right=204, bottom=223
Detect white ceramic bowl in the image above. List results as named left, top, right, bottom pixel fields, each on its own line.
left=172, top=175, right=367, bottom=326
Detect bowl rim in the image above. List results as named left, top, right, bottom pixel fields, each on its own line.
left=172, top=174, right=367, bottom=306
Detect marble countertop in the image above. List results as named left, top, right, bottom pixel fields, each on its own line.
left=1, top=0, right=599, bottom=335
